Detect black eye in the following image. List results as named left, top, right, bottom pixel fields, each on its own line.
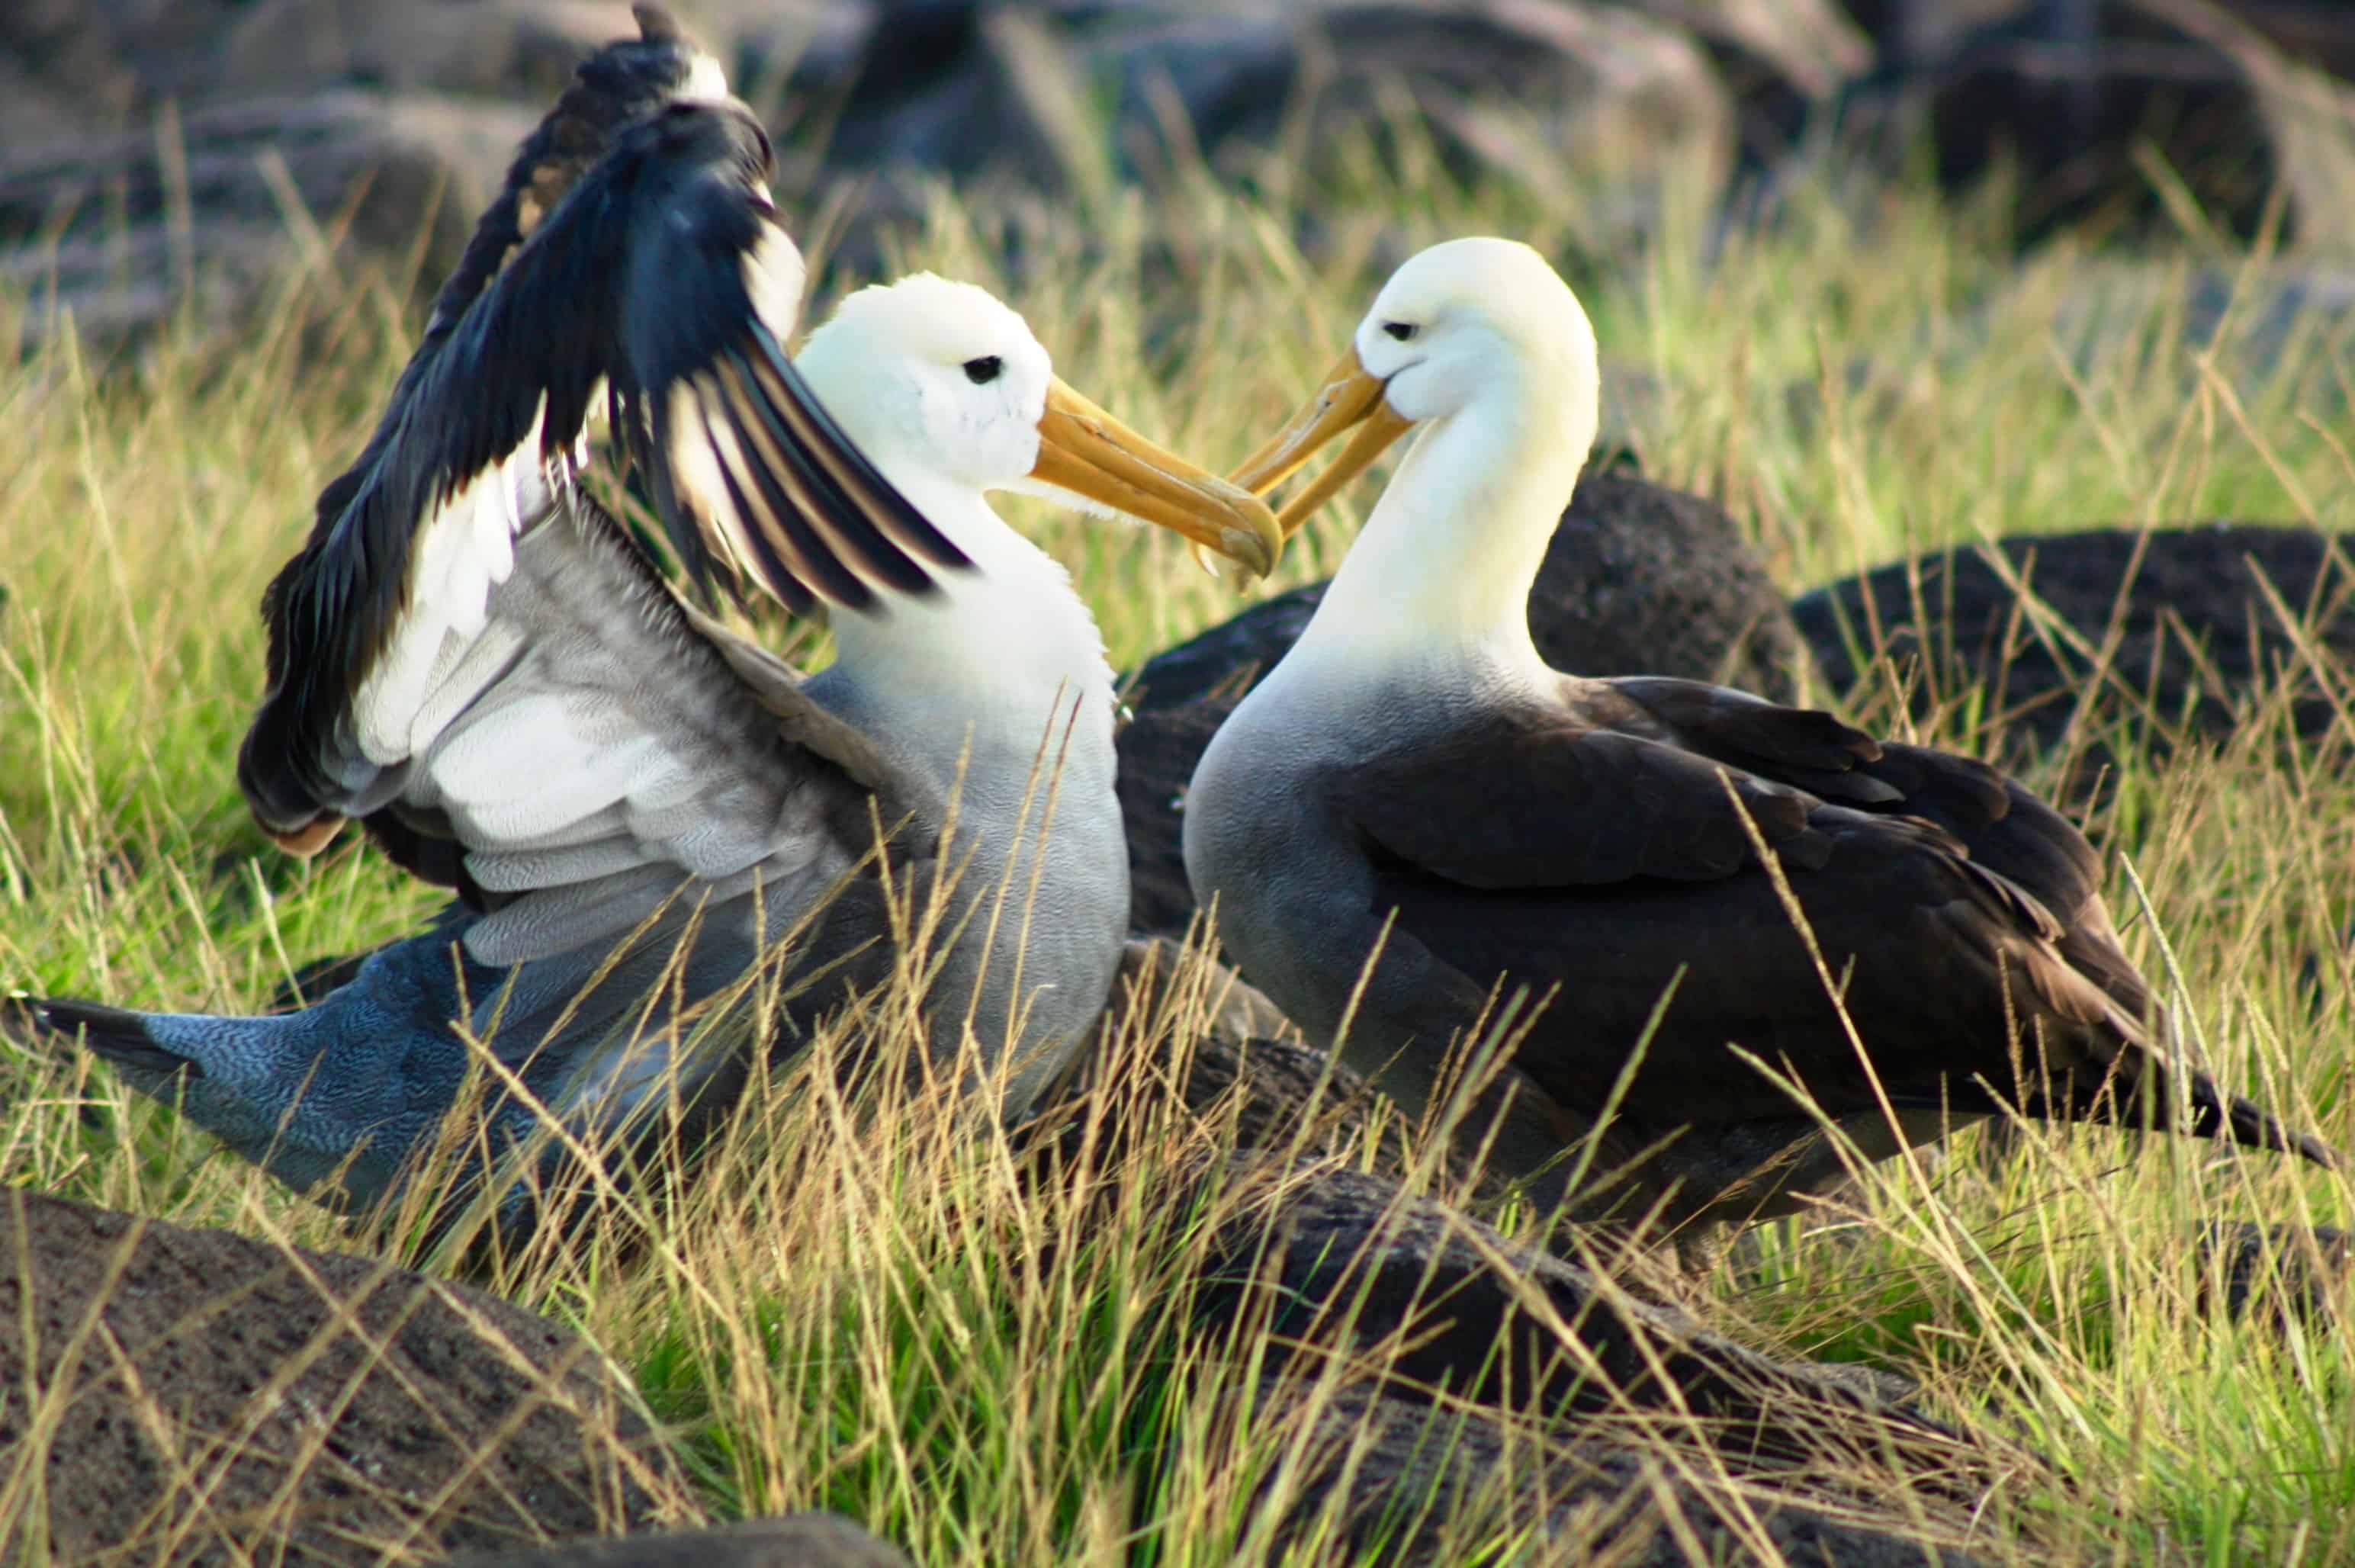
left=1381, top=321, right=1417, bottom=342
left=962, top=356, right=1003, bottom=385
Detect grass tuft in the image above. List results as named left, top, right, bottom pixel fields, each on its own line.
left=2, top=133, right=2351, bottom=1562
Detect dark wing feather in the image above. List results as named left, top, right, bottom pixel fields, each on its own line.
left=1329, top=701, right=1841, bottom=894
left=1332, top=705, right=2090, bottom=1120
left=1596, top=675, right=1904, bottom=804
left=1334, top=680, right=2331, bottom=1168
left=238, top=21, right=965, bottom=857
left=413, top=5, right=720, bottom=358
left=1599, top=676, right=2146, bottom=1011
left=612, top=159, right=965, bottom=612
left=246, top=9, right=717, bottom=836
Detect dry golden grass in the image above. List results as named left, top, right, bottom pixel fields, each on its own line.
left=2, top=130, right=2353, bottom=1562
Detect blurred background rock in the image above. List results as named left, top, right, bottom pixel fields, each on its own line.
left=5, top=0, right=2354, bottom=359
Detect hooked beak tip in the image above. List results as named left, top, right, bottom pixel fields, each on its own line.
left=1226, top=520, right=1278, bottom=579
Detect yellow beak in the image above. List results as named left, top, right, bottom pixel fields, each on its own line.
left=1029, top=377, right=1283, bottom=579
left=1229, top=345, right=1417, bottom=535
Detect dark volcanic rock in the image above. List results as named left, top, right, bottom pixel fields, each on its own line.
left=213, top=0, right=637, bottom=101
left=0, top=1190, right=689, bottom=1564
left=1120, top=473, right=1806, bottom=937
left=1237, top=1377, right=1991, bottom=1568
left=11, top=0, right=2355, bottom=355
left=737, top=1, right=1782, bottom=201
left=1041, top=1008, right=2010, bottom=1560
left=2197, top=1220, right=2352, bottom=1326
left=1194, top=1161, right=1980, bottom=1486
left=1791, top=523, right=2355, bottom=779
left=0, top=90, right=538, bottom=351
left=1033, top=952, right=2011, bottom=1560
left=444, top=1515, right=914, bottom=1568
left=2039, top=263, right=2355, bottom=389
left=0, top=1, right=1816, bottom=351
left=0, top=0, right=631, bottom=125
left=1832, top=0, right=2355, bottom=246
left=1030, top=938, right=1428, bottom=1181
left=0, top=0, right=621, bottom=350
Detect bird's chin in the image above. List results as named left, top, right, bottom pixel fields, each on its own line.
left=994, top=474, right=1134, bottom=523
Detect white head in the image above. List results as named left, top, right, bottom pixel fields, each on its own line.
left=1351, top=238, right=1597, bottom=438
left=797, top=275, right=1056, bottom=493
left=1229, top=239, right=1605, bottom=670
left=1231, top=238, right=1601, bottom=534
left=774, top=275, right=1281, bottom=771
left=792, top=273, right=1280, bottom=572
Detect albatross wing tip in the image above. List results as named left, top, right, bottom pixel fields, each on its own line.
left=2294, top=1128, right=2345, bottom=1174
left=269, top=815, right=349, bottom=859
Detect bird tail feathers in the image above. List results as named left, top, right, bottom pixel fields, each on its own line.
left=35, top=998, right=204, bottom=1080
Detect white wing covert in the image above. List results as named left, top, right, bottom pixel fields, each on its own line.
left=389, top=487, right=905, bottom=970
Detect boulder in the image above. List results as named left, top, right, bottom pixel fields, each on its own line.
left=1153, top=1158, right=2025, bottom=1561
left=1790, top=522, right=2355, bottom=783
left=0, top=0, right=635, bottom=352
left=2196, top=1220, right=2352, bottom=1326
left=1028, top=938, right=1432, bottom=1183
left=0, top=1190, right=691, bottom=1564
left=732, top=1, right=1778, bottom=199
left=0, top=90, right=539, bottom=352
left=1831, top=0, right=2355, bottom=245
left=1191, top=1159, right=1983, bottom=1486
left=442, top=1514, right=914, bottom=1567
left=1116, top=700, right=1244, bottom=943
left=0, top=0, right=631, bottom=127
left=215, top=0, right=639, bottom=102
left=1231, top=1376, right=1992, bottom=1567
left=2039, top=262, right=2355, bottom=390
left=1034, top=993, right=2013, bottom=1558
left=14, top=0, right=2355, bottom=359
left=0, top=1, right=1859, bottom=350
left=1117, top=472, right=1806, bottom=937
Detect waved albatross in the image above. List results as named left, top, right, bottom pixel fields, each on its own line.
left=34, top=14, right=1280, bottom=1219
left=1184, top=236, right=2336, bottom=1244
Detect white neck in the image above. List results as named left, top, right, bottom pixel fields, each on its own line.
left=821, top=473, right=1116, bottom=788
left=1282, top=363, right=1589, bottom=689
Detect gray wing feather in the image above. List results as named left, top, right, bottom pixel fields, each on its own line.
left=325, top=485, right=908, bottom=977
